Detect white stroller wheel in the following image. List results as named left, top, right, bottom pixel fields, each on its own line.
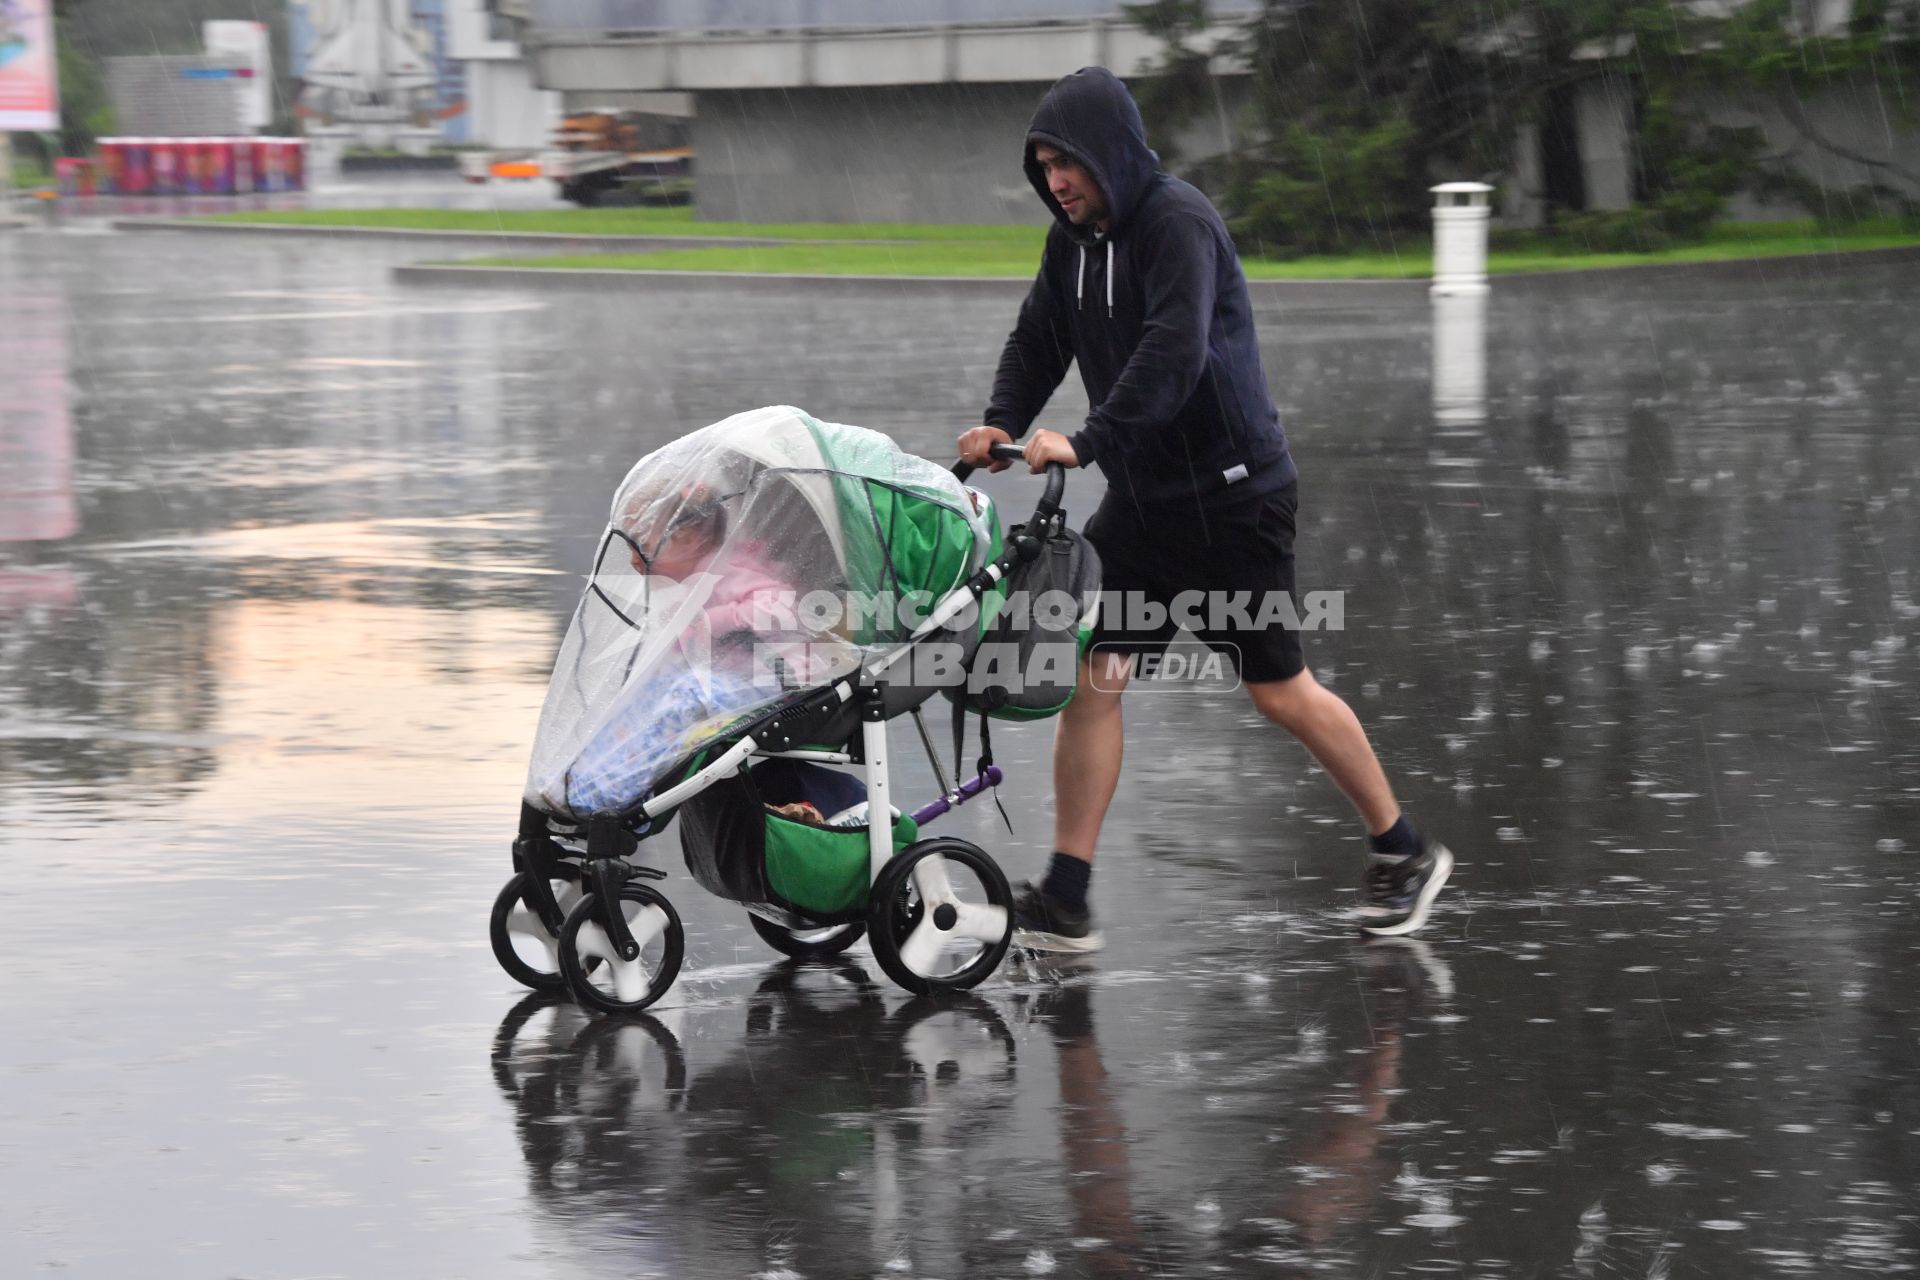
left=866, top=838, right=1014, bottom=995
left=558, top=883, right=685, bottom=1016
left=490, top=870, right=588, bottom=993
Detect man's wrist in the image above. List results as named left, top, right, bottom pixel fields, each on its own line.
left=1068, top=429, right=1098, bottom=465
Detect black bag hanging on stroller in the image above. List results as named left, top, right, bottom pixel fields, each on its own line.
left=949, top=512, right=1101, bottom=721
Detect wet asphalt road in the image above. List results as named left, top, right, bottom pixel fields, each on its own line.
left=2, top=212, right=1919, bottom=1279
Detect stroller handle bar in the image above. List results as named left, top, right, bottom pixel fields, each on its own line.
left=951, top=442, right=1067, bottom=528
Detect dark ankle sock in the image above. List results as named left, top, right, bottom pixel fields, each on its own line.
left=1041, top=851, right=1092, bottom=912
left=1368, top=816, right=1421, bottom=858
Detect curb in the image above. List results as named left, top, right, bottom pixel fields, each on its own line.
left=389, top=261, right=1435, bottom=303
left=110, top=217, right=904, bottom=251
left=390, top=244, right=1918, bottom=297
left=1488, top=242, right=1920, bottom=289
left=114, top=216, right=1920, bottom=295
left=390, top=263, right=1036, bottom=294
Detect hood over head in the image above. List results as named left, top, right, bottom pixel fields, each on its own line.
left=1024, top=66, right=1160, bottom=240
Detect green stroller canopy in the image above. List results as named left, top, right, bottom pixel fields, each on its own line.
left=524, top=406, right=999, bottom=820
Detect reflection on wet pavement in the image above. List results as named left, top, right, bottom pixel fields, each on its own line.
left=3, top=219, right=1919, bottom=1277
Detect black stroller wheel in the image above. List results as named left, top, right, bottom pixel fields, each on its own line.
left=866, top=838, right=1013, bottom=995
left=747, top=912, right=866, bottom=961
left=558, top=883, right=685, bottom=1015
left=490, top=870, right=588, bottom=992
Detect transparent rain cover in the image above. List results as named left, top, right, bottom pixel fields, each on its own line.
left=524, top=406, right=995, bottom=819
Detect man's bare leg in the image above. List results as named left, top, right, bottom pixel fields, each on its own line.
left=1244, top=666, right=1399, bottom=833
left=1054, top=651, right=1132, bottom=861
left=1013, top=652, right=1133, bottom=952
left=1246, top=666, right=1452, bottom=935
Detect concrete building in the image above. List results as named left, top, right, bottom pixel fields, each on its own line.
left=507, top=0, right=1919, bottom=226
left=513, top=0, right=1255, bottom=223
left=448, top=0, right=563, bottom=149
left=106, top=55, right=251, bottom=137
left=1710, top=82, right=1920, bottom=221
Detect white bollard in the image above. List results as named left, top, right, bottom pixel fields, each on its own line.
left=1430, top=182, right=1494, bottom=297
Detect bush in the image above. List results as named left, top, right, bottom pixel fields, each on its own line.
left=1551, top=208, right=1675, bottom=254
left=1637, top=97, right=1758, bottom=241
left=7, top=153, right=54, bottom=189
left=1227, top=118, right=1427, bottom=257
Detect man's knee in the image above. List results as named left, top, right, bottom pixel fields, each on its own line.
left=1246, top=667, right=1318, bottom=727
left=1067, top=651, right=1131, bottom=716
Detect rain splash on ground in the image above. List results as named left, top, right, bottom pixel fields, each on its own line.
left=2, top=217, right=1918, bottom=1277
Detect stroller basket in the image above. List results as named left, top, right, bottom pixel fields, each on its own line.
left=679, top=758, right=918, bottom=922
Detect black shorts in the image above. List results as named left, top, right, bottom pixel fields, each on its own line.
left=1083, top=482, right=1306, bottom=684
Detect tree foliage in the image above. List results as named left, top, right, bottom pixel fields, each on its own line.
left=57, top=0, right=289, bottom=62
left=1122, top=0, right=1220, bottom=164
left=1129, top=0, right=1920, bottom=254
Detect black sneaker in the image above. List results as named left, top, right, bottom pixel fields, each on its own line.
left=1011, top=881, right=1106, bottom=954
left=1355, top=843, right=1453, bottom=936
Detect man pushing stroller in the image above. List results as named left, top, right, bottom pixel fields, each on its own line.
left=959, top=67, right=1453, bottom=950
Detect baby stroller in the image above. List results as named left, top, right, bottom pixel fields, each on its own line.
left=489, top=406, right=1099, bottom=1014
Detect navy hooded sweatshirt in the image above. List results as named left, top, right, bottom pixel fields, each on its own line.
left=984, top=66, right=1297, bottom=522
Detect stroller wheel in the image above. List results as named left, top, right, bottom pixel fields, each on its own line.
left=558, top=883, right=685, bottom=1015
left=747, top=912, right=866, bottom=961
left=490, top=870, right=588, bottom=992
left=866, top=838, right=1013, bottom=995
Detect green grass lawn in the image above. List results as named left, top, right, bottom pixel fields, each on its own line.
left=200, top=207, right=1920, bottom=277
left=455, top=242, right=1051, bottom=277
left=1477, top=218, right=1920, bottom=274
left=197, top=206, right=1047, bottom=243
left=452, top=220, right=1920, bottom=279
left=8, top=156, right=54, bottom=189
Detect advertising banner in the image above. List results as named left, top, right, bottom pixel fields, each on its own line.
left=0, top=0, right=61, bottom=130
left=203, top=20, right=272, bottom=130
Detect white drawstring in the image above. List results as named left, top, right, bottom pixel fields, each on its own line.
left=1074, top=241, right=1116, bottom=317
left=1106, top=240, right=1114, bottom=318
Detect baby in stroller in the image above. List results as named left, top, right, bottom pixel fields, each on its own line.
left=616, top=481, right=784, bottom=632
left=556, top=479, right=847, bottom=815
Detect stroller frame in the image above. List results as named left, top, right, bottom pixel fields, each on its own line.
left=493, top=445, right=1067, bottom=1014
